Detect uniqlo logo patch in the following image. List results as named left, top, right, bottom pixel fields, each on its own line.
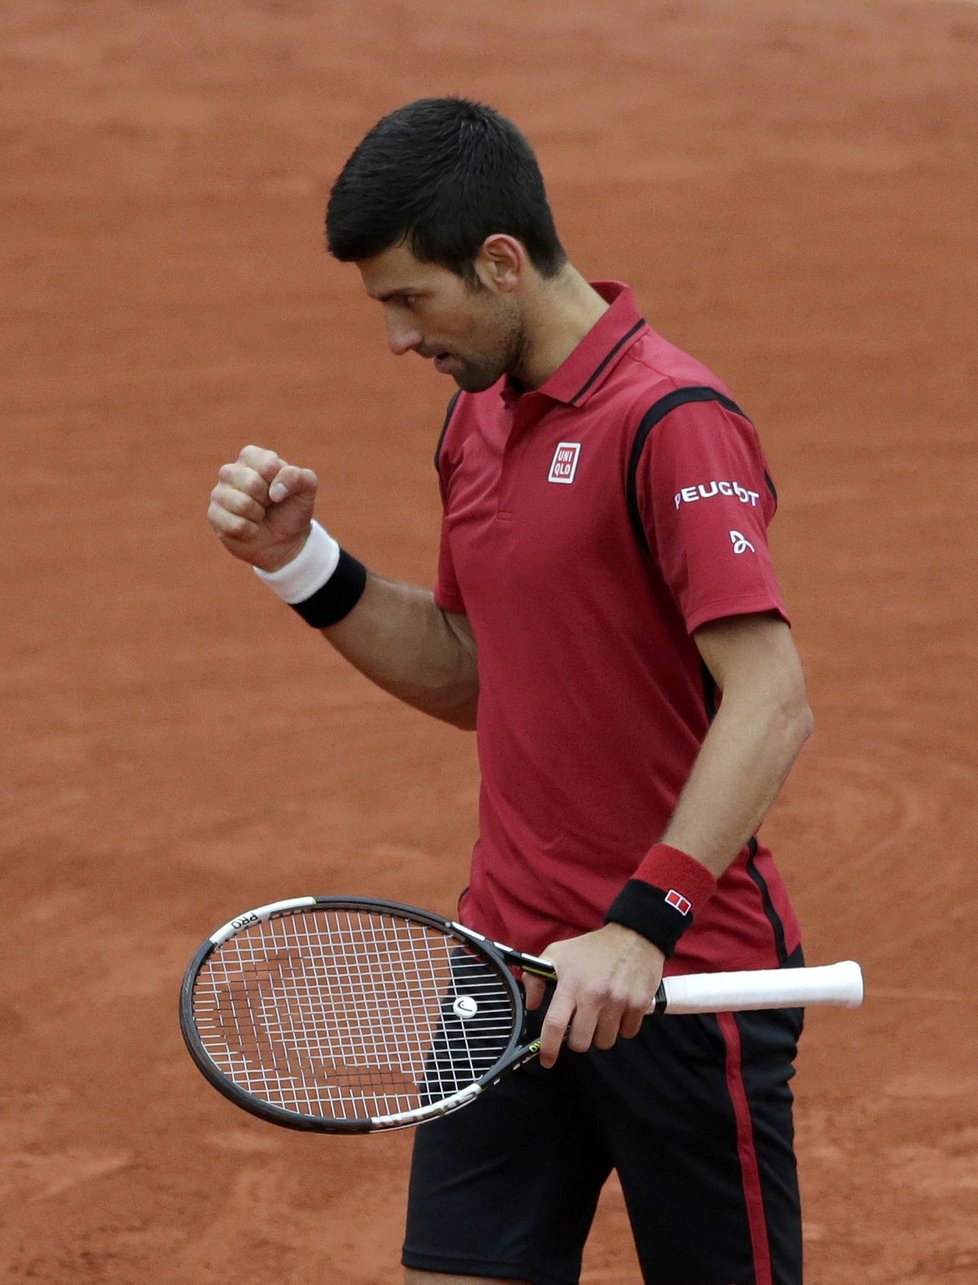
left=665, top=889, right=692, bottom=916
left=548, top=441, right=581, bottom=484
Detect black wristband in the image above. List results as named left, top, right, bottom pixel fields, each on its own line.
left=288, top=548, right=367, bottom=628
left=604, top=878, right=695, bottom=959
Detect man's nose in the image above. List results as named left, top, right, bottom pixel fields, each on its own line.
left=385, top=315, right=423, bottom=357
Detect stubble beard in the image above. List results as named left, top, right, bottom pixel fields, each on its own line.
left=450, top=307, right=528, bottom=393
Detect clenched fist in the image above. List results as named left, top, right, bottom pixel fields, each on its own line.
left=208, top=445, right=319, bottom=572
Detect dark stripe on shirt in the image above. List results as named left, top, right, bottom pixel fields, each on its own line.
left=433, top=390, right=462, bottom=474
left=701, top=661, right=720, bottom=722
left=626, top=386, right=749, bottom=554
left=745, top=841, right=790, bottom=966
left=568, top=319, right=647, bottom=406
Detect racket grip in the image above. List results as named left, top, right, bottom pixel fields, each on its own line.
left=657, top=960, right=864, bottom=1015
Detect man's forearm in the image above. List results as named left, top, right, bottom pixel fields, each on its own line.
left=320, top=572, right=479, bottom=728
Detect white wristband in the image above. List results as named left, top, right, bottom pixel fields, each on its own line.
left=252, top=520, right=340, bottom=604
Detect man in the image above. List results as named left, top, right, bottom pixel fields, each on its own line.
left=208, top=98, right=814, bottom=1285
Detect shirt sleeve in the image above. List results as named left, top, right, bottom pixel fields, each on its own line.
left=432, top=401, right=467, bottom=614
left=636, top=396, right=789, bottom=633
left=433, top=517, right=466, bottom=613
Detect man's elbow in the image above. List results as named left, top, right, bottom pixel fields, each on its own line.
left=440, top=699, right=478, bottom=731
left=431, top=684, right=479, bottom=731
left=797, top=700, right=815, bottom=752
left=784, top=687, right=814, bottom=756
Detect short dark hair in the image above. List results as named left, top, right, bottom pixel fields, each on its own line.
left=325, top=97, right=566, bottom=282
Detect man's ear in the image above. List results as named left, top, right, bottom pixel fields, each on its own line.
left=474, top=235, right=526, bottom=292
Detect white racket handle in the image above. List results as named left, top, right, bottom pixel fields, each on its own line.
left=659, top=960, right=864, bottom=1015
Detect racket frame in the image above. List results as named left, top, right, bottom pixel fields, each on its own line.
left=179, top=896, right=542, bottom=1133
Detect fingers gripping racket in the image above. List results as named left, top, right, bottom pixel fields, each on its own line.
left=180, top=896, right=863, bottom=1134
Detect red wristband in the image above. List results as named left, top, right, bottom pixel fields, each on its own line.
left=604, top=843, right=717, bottom=958
left=633, top=843, right=717, bottom=912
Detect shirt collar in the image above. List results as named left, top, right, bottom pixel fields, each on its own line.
left=503, top=281, right=647, bottom=408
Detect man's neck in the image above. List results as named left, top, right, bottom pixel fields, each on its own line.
left=515, top=266, right=610, bottom=389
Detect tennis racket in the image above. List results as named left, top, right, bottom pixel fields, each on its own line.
left=180, top=895, right=863, bottom=1134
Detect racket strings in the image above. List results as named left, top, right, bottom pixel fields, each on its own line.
left=192, top=908, right=519, bottom=1121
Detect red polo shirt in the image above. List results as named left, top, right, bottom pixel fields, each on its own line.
left=434, top=282, right=800, bottom=974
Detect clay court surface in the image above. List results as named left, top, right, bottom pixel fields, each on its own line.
left=2, top=0, right=977, bottom=1280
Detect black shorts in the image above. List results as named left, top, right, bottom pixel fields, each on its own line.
left=402, top=954, right=805, bottom=1285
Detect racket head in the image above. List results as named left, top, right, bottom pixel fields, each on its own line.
left=179, top=897, right=530, bottom=1133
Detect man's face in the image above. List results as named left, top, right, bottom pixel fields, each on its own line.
left=357, top=242, right=525, bottom=392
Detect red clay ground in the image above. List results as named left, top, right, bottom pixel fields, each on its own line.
left=2, top=1, right=977, bottom=1280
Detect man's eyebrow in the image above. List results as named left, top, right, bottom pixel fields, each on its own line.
left=371, top=286, right=423, bottom=303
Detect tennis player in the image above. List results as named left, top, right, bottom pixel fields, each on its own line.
left=208, top=97, right=814, bottom=1285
